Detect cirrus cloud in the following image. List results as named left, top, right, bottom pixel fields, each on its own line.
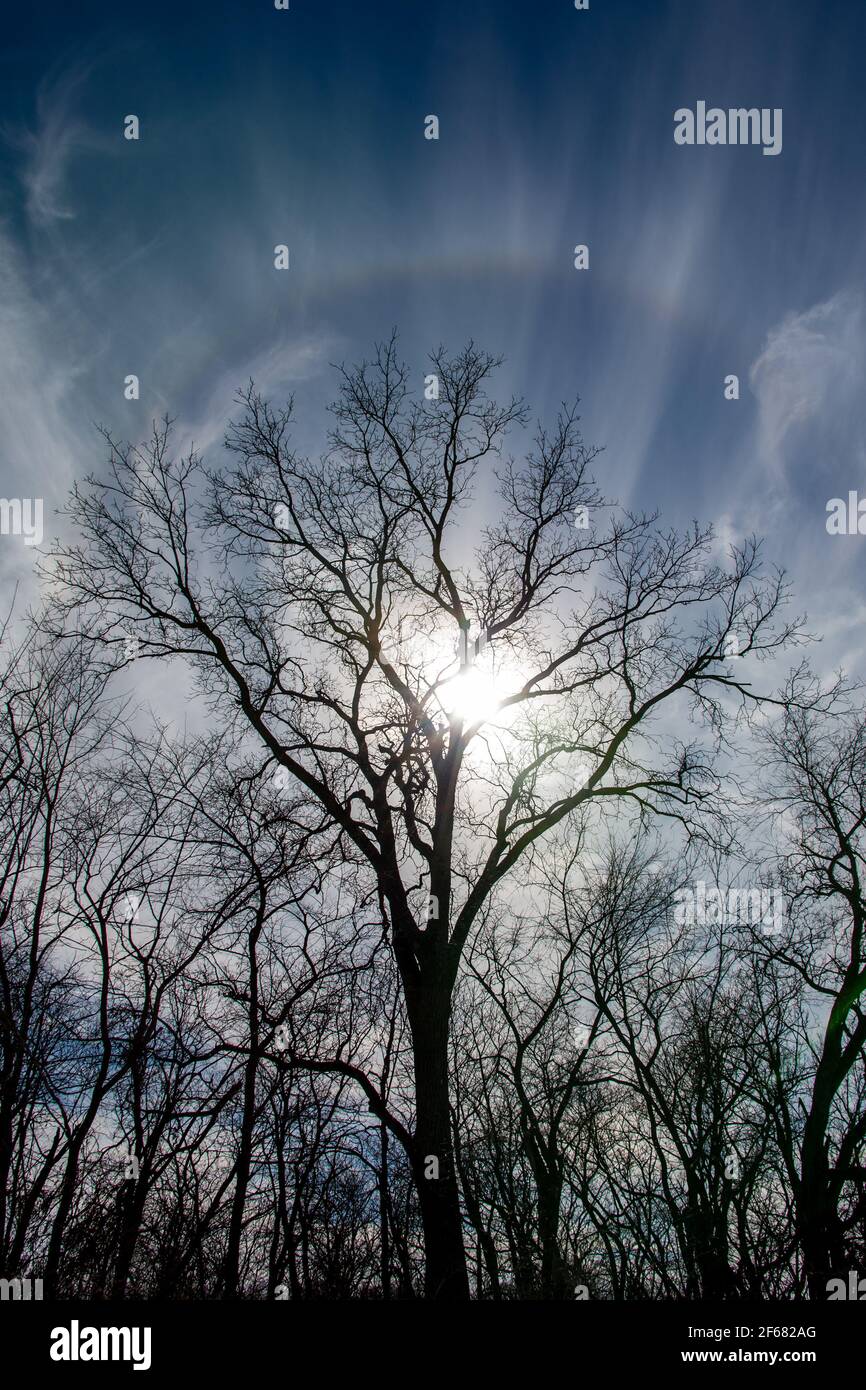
left=749, top=291, right=865, bottom=466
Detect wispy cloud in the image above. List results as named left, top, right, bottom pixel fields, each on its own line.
left=748, top=291, right=865, bottom=469
left=176, top=335, right=338, bottom=459
left=8, top=63, right=98, bottom=225
left=0, top=226, right=90, bottom=611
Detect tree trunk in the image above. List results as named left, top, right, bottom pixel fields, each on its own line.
left=454, top=1141, right=501, bottom=1300
left=379, top=1123, right=391, bottom=1298
left=44, top=1140, right=84, bottom=1297
left=799, top=1123, right=836, bottom=1298
left=410, top=997, right=469, bottom=1300
left=799, top=1053, right=847, bottom=1298
left=221, top=917, right=264, bottom=1298
left=537, top=1181, right=570, bottom=1299
left=111, top=1174, right=149, bottom=1298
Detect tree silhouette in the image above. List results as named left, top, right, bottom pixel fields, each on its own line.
left=50, top=335, right=801, bottom=1298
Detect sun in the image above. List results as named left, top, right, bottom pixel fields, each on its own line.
left=439, top=665, right=506, bottom=727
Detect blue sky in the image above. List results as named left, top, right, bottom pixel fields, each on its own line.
left=2, top=0, right=866, bottom=676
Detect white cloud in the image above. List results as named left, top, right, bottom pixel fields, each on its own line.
left=177, top=337, right=335, bottom=459
left=749, top=291, right=865, bottom=464
left=9, top=64, right=99, bottom=225
left=0, top=228, right=89, bottom=611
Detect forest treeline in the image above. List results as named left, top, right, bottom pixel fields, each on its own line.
left=2, top=341, right=865, bottom=1300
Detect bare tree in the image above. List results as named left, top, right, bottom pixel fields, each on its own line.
left=48, top=336, right=800, bottom=1298
left=755, top=699, right=866, bottom=1295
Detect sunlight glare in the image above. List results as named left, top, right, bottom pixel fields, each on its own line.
left=440, top=666, right=505, bottom=726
